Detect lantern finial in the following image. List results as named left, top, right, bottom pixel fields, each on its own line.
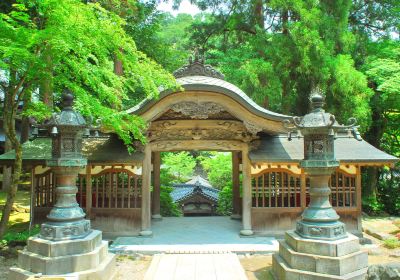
left=310, top=87, right=325, bottom=110
left=62, top=89, right=74, bottom=110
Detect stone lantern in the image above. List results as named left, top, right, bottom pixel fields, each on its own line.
left=272, top=90, right=368, bottom=280
left=10, top=90, right=115, bottom=280
left=291, top=92, right=354, bottom=240
left=39, top=90, right=91, bottom=240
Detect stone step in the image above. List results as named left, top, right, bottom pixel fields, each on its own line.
left=272, top=254, right=368, bottom=280
left=18, top=241, right=109, bottom=275
left=285, top=230, right=360, bottom=257
left=27, top=230, right=103, bottom=257
left=279, top=240, right=368, bottom=276
left=9, top=253, right=116, bottom=280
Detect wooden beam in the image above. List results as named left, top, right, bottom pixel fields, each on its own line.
left=150, top=140, right=245, bottom=151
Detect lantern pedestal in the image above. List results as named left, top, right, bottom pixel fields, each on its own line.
left=9, top=166, right=116, bottom=280
left=272, top=231, right=368, bottom=280
left=9, top=230, right=116, bottom=280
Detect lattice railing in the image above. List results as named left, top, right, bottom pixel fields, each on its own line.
left=252, top=169, right=357, bottom=208
left=87, top=168, right=142, bottom=209
left=251, top=169, right=302, bottom=208
left=35, top=170, right=56, bottom=207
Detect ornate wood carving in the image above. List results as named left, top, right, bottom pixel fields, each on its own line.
left=170, top=102, right=226, bottom=119
left=147, top=120, right=257, bottom=142
left=156, top=109, right=239, bottom=121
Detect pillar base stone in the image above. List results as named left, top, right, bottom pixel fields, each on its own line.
left=151, top=214, right=163, bottom=220
left=240, top=229, right=254, bottom=236
left=8, top=230, right=115, bottom=280
left=272, top=231, right=368, bottom=280
left=230, top=214, right=242, bottom=220
left=139, top=230, right=153, bottom=237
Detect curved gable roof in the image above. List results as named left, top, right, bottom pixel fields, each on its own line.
left=126, top=75, right=290, bottom=123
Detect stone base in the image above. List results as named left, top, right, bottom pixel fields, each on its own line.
left=272, top=231, right=368, bottom=280
left=151, top=214, right=163, bottom=220
left=40, top=219, right=91, bottom=241
left=230, top=214, right=242, bottom=220
left=8, top=230, right=115, bottom=280
left=296, top=220, right=347, bottom=241
left=139, top=230, right=153, bottom=237
left=240, top=229, right=254, bottom=236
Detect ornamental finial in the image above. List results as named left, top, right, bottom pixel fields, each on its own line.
left=173, top=49, right=225, bottom=80
left=62, top=89, right=74, bottom=110
left=310, top=87, right=325, bottom=110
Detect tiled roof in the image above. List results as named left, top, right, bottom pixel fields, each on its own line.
left=250, top=135, right=398, bottom=164
left=170, top=176, right=219, bottom=203
left=0, top=134, right=143, bottom=165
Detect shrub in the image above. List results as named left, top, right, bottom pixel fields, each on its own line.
left=362, top=195, right=385, bottom=216
left=1, top=224, right=40, bottom=245
left=383, top=238, right=400, bottom=249
left=160, top=186, right=182, bottom=217
left=217, top=184, right=233, bottom=216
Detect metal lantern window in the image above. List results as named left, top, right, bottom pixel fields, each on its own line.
left=46, top=93, right=87, bottom=165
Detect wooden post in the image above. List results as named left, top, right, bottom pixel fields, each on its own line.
left=355, top=165, right=362, bottom=232
left=29, top=167, right=36, bottom=231
left=85, top=165, right=92, bottom=218
left=300, top=172, right=306, bottom=210
left=140, top=145, right=152, bottom=236
left=240, top=145, right=253, bottom=236
left=231, top=151, right=241, bottom=219
left=152, top=152, right=162, bottom=219
left=356, top=165, right=362, bottom=212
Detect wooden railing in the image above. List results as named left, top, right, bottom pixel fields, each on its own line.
left=87, top=168, right=142, bottom=209
left=251, top=169, right=302, bottom=208
left=34, top=170, right=56, bottom=207
left=252, top=169, right=357, bottom=209
left=34, top=167, right=142, bottom=209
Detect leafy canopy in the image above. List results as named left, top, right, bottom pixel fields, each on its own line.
left=0, top=0, right=178, bottom=150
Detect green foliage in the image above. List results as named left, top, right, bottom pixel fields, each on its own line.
left=1, top=224, right=40, bottom=245
left=0, top=0, right=178, bottom=150
left=161, top=152, right=196, bottom=182
left=160, top=185, right=181, bottom=217
left=378, top=167, right=400, bottom=215
left=383, top=237, right=400, bottom=249
left=362, top=195, right=385, bottom=216
left=216, top=183, right=233, bottom=216
left=199, top=152, right=231, bottom=189
left=178, top=0, right=372, bottom=130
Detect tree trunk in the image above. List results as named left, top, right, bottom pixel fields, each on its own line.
left=254, top=0, right=264, bottom=29
left=363, top=91, right=385, bottom=200
left=0, top=90, right=22, bottom=238
left=41, top=51, right=53, bottom=108
left=2, top=133, right=12, bottom=191
left=114, top=48, right=124, bottom=76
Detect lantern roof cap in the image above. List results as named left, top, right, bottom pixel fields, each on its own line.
left=45, top=90, right=86, bottom=127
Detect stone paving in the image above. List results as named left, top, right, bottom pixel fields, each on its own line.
left=110, top=216, right=278, bottom=254
left=144, top=253, right=248, bottom=280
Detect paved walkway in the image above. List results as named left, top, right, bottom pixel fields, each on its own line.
left=110, top=216, right=278, bottom=254
left=144, top=254, right=248, bottom=280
